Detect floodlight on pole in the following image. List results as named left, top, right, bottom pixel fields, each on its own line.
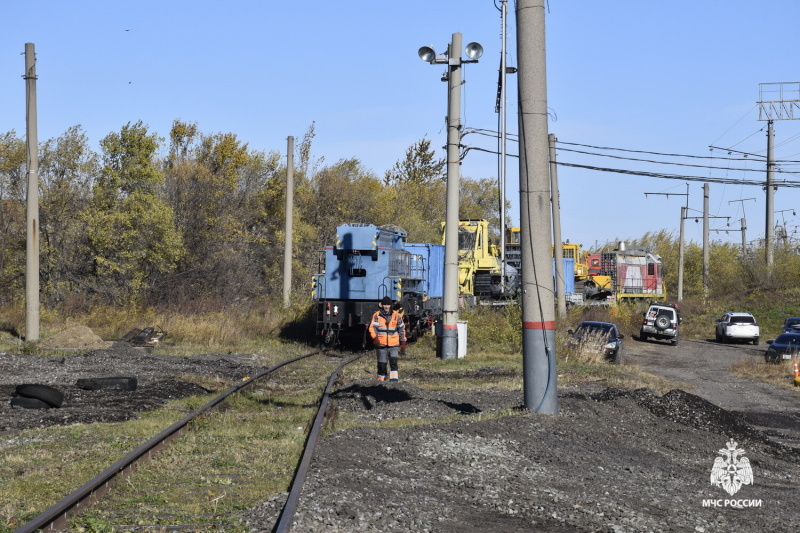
left=418, top=33, right=481, bottom=360
left=417, top=46, right=439, bottom=63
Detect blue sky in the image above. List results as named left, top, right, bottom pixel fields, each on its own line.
left=4, top=1, right=800, bottom=251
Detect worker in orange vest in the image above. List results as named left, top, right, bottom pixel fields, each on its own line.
left=369, top=296, right=407, bottom=382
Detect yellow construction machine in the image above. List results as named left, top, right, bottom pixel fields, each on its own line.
left=442, top=219, right=518, bottom=301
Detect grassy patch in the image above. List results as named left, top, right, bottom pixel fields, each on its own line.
left=730, top=356, right=800, bottom=391
left=0, top=352, right=336, bottom=532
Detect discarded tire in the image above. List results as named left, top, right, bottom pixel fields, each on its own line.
left=75, top=377, right=138, bottom=391
left=10, top=396, right=51, bottom=409
left=15, top=384, right=64, bottom=408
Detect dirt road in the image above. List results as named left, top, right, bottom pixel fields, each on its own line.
left=627, top=335, right=800, bottom=448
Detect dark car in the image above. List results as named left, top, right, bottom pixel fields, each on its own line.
left=764, top=333, right=800, bottom=364
left=568, top=321, right=624, bottom=363
left=781, top=317, right=800, bottom=334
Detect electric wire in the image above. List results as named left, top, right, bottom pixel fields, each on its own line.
left=555, top=146, right=777, bottom=172
left=555, top=162, right=800, bottom=187
left=558, top=140, right=758, bottom=161
left=465, top=131, right=800, bottom=169
left=709, top=103, right=759, bottom=147
left=462, top=145, right=800, bottom=187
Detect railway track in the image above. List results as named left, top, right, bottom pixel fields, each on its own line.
left=13, top=348, right=366, bottom=533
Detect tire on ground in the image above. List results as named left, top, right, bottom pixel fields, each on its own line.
left=75, top=377, right=138, bottom=391
left=10, top=396, right=52, bottom=409
left=15, top=384, right=64, bottom=407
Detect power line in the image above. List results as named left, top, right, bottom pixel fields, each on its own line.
left=554, top=146, right=777, bottom=173
left=557, top=140, right=756, bottom=161
left=555, top=161, right=800, bottom=187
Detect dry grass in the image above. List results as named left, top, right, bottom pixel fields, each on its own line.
left=730, top=355, right=800, bottom=390
left=0, top=298, right=314, bottom=356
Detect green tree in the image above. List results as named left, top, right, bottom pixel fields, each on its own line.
left=298, top=158, right=384, bottom=254
left=0, top=131, right=26, bottom=302
left=383, top=137, right=444, bottom=185
left=38, top=126, right=99, bottom=305
left=165, top=120, right=285, bottom=301
left=86, top=121, right=184, bottom=303
left=375, top=138, right=451, bottom=243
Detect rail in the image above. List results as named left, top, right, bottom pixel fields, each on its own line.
left=14, top=350, right=327, bottom=533
left=273, top=353, right=364, bottom=532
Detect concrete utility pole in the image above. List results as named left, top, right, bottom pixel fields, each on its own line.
left=703, top=184, right=709, bottom=302
left=419, top=32, right=482, bottom=359
left=498, top=0, right=509, bottom=294
left=516, top=0, right=557, bottom=414
left=678, top=206, right=686, bottom=302
left=728, top=198, right=754, bottom=256
left=24, top=43, right=40, bottom=342
left=740, top=218, right=747, bottom=253
left=549, top=134, right=566, bottom=318
left=765, top=120, right=775, bottom=270
left=283, top=136, right=294, bottom=308
left=643, top=187, right=688, bottom=302
left=441, top=32, right=464, bottom=360
left=757, top=82, right=800, bottom=272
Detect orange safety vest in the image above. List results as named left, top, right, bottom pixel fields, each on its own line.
left=369, top=310, right=406, bottom=347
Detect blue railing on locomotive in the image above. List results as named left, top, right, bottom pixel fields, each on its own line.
left=406, top=253, right=426, bottom=281
left=401, top=253, right=426, bottom=294
left=405, top=242, right=445, bottom=300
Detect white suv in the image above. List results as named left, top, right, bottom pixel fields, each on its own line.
left=639, top=303, right=681, bottom=345
left=715, top=312, right=759, bottom=345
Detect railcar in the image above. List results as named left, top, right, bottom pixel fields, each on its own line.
left=312, top=223, right=444, bottom=347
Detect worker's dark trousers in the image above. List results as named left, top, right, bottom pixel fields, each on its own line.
left=377, top=357, right=399, bottom=376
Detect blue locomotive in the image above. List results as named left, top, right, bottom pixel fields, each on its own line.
left=312, top=223, right=444, bottom=347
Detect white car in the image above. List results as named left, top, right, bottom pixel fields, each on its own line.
left=715, top=312, right=760, bottom=345
left=639, top=303, right=681, bottom=345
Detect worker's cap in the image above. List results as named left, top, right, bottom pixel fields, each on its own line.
left=380, top=296, right=393, bottom=306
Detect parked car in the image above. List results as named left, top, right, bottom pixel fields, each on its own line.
left=781, top=317, right=800, bottom=334
left=639, top=302, right=681, bottom=345
left=715, top=312, right=760, bottom=345
left=764, top=333, right=800, bottom=363
left=568, top=321, right=624, bottom=363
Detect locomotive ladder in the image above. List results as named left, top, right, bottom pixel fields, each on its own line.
left=312, top=249, right=330, bottom=339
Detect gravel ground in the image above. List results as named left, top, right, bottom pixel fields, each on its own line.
left=243, top=338, right=800, bottom=533
left=0, top=341, right=264, bottom=434
left=2, top=330, right=799, bottom=532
